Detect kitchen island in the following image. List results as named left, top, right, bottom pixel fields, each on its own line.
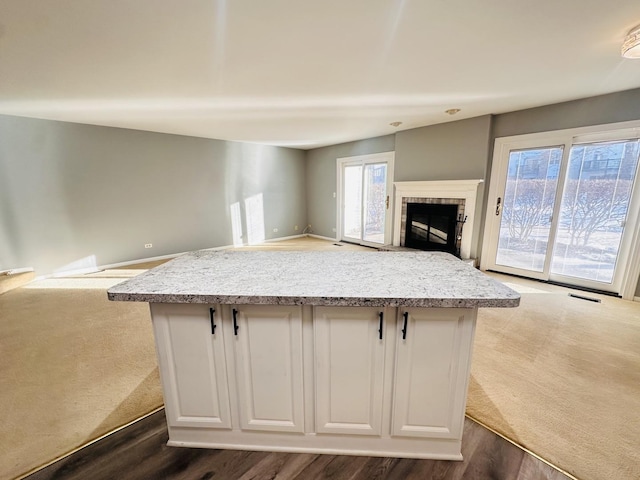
left=108, top=250, right=519, bottom=460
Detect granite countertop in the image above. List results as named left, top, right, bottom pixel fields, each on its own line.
left=107, top=250, right=520, bottom=308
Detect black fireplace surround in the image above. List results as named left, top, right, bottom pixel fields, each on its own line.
left=405, top=203, right=458, bottom=255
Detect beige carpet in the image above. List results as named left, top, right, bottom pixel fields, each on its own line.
left=1, top=238, right=639, bottom=480
left=0, top=274, right=163, bottom=480
left=468, top=274, right=640, bottom=480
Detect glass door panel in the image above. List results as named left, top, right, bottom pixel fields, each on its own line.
left=495, top=147, right=563, bottom=272
left=343, top=165, right=362, bottom=241
left=550, top=140, right=640, bottom=285
left=362, top=163, right=387, bottom=244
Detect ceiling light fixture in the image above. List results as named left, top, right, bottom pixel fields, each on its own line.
left=622, top=24, right=640, bottom=58
left=445, top=108, right=461, bottom=115
left=389, top=121, right=402, bottom=127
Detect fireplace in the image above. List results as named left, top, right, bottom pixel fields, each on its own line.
left=405, top=203, right=459, bottom=254
left=393, top=180, right=483, bottom=260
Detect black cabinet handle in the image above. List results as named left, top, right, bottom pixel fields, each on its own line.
left=209, top=308, right=216, bottom=335
left=378, top=312, right=384, bottom=340
left=402, top=311, right=408, bottom=340
left=232, top=308, right=239, bottom=336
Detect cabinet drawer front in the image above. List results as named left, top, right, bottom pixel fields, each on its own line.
left=232, top=305, right=305, bottom=433
left=151, top=304, right=231, bottom=429
left=392, top=308, right=475, bottom=439
left=314, top=306, right=387, bottom=436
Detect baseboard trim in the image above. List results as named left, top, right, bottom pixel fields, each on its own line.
left=634, top=296, right=640, bottom=302
left=307, top=234, right=338, bottom=242
left=0, top=267, right=35, bottom=275
left=263, top=234, right=306, bottom=243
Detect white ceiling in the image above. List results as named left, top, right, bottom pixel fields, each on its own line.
left=2, top=0, right=640, bottom=149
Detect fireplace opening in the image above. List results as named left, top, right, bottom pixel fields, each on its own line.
left=405, top=203, right=459, bottom=255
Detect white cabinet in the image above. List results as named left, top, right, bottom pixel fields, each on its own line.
left=314, top=306, right=476, bottom=441
left=150, top=304, right=232, bottom=429
left=149, top=303, right=477, bottom=459
left=314, top=306, right=388, bottom=435
left=150, top=304, right=304, bottom=433
left=230, top=305, right=305, bottom=433
left=392, top=308, right=476, bottom=439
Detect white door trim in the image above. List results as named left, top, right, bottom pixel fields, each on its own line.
left=481, top=120, right=640, bottom=299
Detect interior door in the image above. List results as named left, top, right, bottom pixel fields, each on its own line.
left=339, top=153, right=394, bottom=246
left=484, top=135, right=640, bottom=293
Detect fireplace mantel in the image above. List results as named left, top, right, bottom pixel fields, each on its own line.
left=393, top=180, right=483, bottom=259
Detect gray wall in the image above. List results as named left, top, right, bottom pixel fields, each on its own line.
left=492, top=88, right=640, bottom=139
left=0, top=115, right=306, bottom=275
left=394, top=115, right=492, bottom=182
left=306, top=135, right=395, bottom=238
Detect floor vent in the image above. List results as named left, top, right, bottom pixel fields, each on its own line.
left=568, top=293, right=601, bottom=303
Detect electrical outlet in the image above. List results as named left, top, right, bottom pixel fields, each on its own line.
left=332, top=228, right=336, bottom=232
left=273, top=228, right=278, bottom=233
left=294, top=225, right=299, bottom=230
left=144, top=243, right=153, bottom=248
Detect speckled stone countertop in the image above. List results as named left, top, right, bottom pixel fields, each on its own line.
left=107, top=250, right=519, bottom=308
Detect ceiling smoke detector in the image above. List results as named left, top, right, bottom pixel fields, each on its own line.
left=445, top=108, right=461, bottom=115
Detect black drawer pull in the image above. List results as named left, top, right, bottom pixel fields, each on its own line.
left=378, top=312, right=384, bottom=340
left=209, top=308, right=216, bottom=335
left=402, top=311, right=408, bottom=340
left=232, top=308, right=239, bottom=336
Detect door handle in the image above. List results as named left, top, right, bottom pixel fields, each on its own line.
left=232, top=308, right=239, bottom=336
left=378, top=312, right=384, bottom=340
left=495, top=197, right=502, bottom=216
left=401, top=311, right=408, bottom=340
left=209, top=308, right=217, bottom=335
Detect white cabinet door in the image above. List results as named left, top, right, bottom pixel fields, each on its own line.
left=230, top=305, right=305, bottom=433
left=392, top=308, right=475, bottom=439
left=314, top=306, right=387, bottom=435
left=150, top=304, right=231, bottom=429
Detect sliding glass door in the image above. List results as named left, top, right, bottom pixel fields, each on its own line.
left=338, top=153, right=394, bottom=246
left=550, top=141, right=639, bottom=285
left=494, top=146, right=563, bottom=275
left=484, top=133, right=640, bottom=294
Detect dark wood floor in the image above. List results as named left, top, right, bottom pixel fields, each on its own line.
left=27, top=410, right=571, bottom=480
